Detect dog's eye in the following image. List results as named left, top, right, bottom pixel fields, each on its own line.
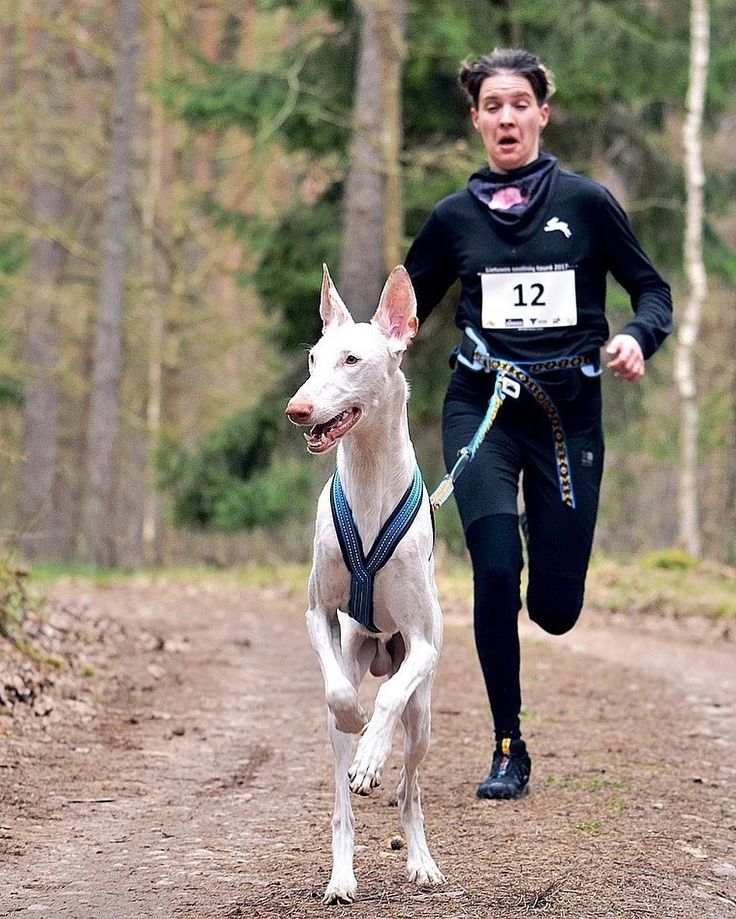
left=345, top=354, right=359, bottom=365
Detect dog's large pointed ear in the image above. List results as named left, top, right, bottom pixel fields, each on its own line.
left=372, top=265, right=419, bottom=350
left=320, top=264, right=353, bottom=330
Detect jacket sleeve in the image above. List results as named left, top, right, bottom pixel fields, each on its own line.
left=404, top=210, right=458, bottom=326
left=598, top=189, right=673, bottom=359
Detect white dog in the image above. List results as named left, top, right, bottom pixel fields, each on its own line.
left=286, top=265, right=444, bottom=904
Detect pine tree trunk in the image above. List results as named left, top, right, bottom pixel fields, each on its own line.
left=140, top=6, right=166, bottom=568
left=674, top=0, right=708, bottom=558
left=340, top=0, right=405, bottom=319
left=18, top=12, right=68, bottom=561
left=20, top=182, right=65, bottom=560
left=376, top=0, right=404, bottom=274
left=81, top=0, right=140, bottom=567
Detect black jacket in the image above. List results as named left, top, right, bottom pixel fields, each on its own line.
left=405, top=157, right=673, bottom=363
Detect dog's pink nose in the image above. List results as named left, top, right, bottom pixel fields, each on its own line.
left=285, top=398, right=314, bottom=424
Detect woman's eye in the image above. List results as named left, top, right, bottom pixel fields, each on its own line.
left=345, top=354, right=359, bottom=365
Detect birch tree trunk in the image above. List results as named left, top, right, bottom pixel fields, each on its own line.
left=340, top=0, right=405, bottom=319
left=674, top=0, right=709, bottom=558
left=81, top=0, right=140, bottom=567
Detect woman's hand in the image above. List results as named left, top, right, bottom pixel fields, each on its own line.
left=605, top=334, right=645, bottom=382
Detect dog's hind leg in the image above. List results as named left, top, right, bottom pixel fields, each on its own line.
left=348, top=633, right=438, bottom=795
left=399, top=678, right=445, bottom=886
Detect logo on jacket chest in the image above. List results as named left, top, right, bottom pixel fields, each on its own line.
left=544, top=216, right=572, bottom=238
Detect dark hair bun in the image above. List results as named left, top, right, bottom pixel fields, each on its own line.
left=459, top=48, right=555, bottom=107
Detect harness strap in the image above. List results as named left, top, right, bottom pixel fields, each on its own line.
left=431, top=333, right=596, bottom=511
left=331, top=466, right=425, bottom=633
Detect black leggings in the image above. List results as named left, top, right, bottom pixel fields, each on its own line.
left=443, top=365, right=605, bottom=739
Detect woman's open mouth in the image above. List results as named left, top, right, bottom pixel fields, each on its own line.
left=304, top=407, right=362, bottom=454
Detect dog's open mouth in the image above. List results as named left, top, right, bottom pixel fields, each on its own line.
left=304, top=407, right=362, bottom=454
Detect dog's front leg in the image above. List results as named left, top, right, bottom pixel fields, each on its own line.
left=348, top=635, right=437, bottom=795
left=323, top=713, right=357, bottom=904
left=306, top=607, right=367, bottom=734
left=322, top=624, right=374, bottom=903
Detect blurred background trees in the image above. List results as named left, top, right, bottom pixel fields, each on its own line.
left=0, top=0, right=734, bottom=567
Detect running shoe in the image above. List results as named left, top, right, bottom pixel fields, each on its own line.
left=476, top=737, right=531, bottom=799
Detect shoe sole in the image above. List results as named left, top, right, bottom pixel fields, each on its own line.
left=475, top=782, right=530, bottom=801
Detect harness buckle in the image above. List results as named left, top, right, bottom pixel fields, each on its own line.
left=500, top=376, right=521, bottom=399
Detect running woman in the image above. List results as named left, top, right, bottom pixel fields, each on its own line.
left=405, top=48, right=672, bottom=799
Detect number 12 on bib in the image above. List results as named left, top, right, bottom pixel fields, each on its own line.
left=481, top=268, right=577, bottom=330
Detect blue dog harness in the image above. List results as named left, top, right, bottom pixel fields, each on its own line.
left=330, top=466, right=425, bottom=633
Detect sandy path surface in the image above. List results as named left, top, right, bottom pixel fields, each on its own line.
left=2, top=578, right=735, bottom=918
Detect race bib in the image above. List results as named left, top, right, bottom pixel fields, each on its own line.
left=480, top=267, right=577, bottom=330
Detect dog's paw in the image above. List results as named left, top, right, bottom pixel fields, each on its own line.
left=406, top=855, right=445, bottom=887
left=348, top=728, right=391, bottom=795
left=326, top=683, right=367, bottom=734
left=323, top=873, right=357, bottom=905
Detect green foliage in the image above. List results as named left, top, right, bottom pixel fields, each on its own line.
left=550, top=2, right=687, bottom=111
left=157, top=401, right=314, bottom=531
left=587, top=555, right=736, bottom=619
left=254, top=0, right=350, bottom=19
left=165, top=62, right=284, bottom=132
left=704, top=221, right=736, bottom=284
left=249, top=186, right=343, bottom=354
left=705, top=0, right=736, bottom=112
left=641, top=547, right=699, bottom=571
left=157, top=6, right=354, bottom=533
left=161, top=0, right=736, bottom=555
left=0, top=561, right=32, bottom=643
left=0, top=374, right=23, bottom=408
left=163, top=21, right=353, bottom=156
left=0, top=233, right=26, bottom=283
left=193, top=459, right=313, bottom=531
left=0, top=234, right=26, bottom=408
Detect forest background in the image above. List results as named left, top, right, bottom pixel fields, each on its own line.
left=0, top=0, right=734, bottom=572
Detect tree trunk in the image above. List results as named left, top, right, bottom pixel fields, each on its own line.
left=194, top=2, right=219, bottom=194
left=140, top=5, right=167, bottom=568
left=18, top=11, right=69, bottom=561
left=81, top=0, right=140, bottom=567
left=339, top=0, right=405, bottom=319
left=20, top=183, right=65, bottom=560
left=674, top=0, right=708, bottom=559
left=376, top=0, right=405, bottom=274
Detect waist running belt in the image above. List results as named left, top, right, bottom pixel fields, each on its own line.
left=330, top=466, right=424, bottom=633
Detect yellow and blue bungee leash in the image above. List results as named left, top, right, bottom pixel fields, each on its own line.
left=430, top=349, right=597, bottom=512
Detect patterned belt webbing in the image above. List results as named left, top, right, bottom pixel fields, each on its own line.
left=430, top=353, right=595, bottom=512
left=330, top=466, right=424, bottom=633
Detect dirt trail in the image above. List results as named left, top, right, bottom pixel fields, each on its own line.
left=2, top=578, right=735, bottom=919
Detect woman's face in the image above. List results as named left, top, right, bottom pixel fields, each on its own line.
left=470, top=71, right=549, bottom=173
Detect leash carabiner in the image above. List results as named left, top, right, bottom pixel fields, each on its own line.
left=430, top=449, right=471, bottom=510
